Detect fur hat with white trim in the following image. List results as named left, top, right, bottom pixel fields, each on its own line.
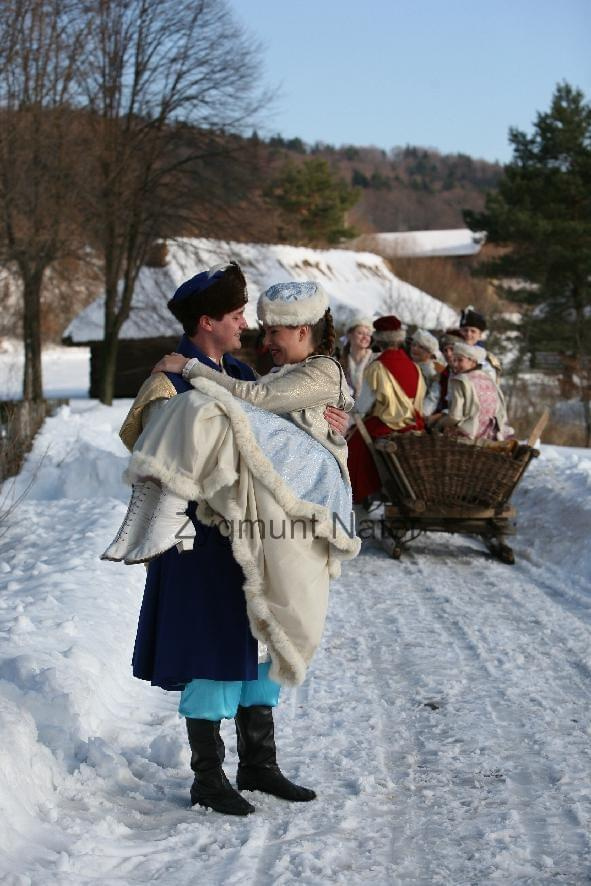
left=167, top=262, right=247, bottom=334
left=453, top=341, right=484, bottom=364
left=412, top=328, right=439, bottom=356
left=439, top=329, right=464, bottom=350
left=257, top=281, right=329, bottom=326
left=347, top=314, right=374, bottom=333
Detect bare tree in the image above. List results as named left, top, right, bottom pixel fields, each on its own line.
left=78, top=0, right=270, bottom=404
left=0, top=0, right=85, bottom=400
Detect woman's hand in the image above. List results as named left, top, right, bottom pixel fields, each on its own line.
left=324, top=406, right=348, bottom=436
left=151, top=353, right=189, bottom=375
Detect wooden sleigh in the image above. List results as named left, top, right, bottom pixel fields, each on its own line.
left=354, top=411, right=549, bottom=564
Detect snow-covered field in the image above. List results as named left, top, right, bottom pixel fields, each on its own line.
left=0, top=341, right=90, bottom=400
left=0, top=367, right=590, bottom=883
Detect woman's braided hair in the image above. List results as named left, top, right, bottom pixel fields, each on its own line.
left=309, top=308, right=336, bottom=356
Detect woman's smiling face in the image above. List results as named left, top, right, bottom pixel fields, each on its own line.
left=348, top=325, right=372, bottom=350
left=263, top=325, right=313, bottom=365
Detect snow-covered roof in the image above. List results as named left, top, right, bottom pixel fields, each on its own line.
left=353, top=228, right=486, bottom=258
left=64, top=238, right=458, bottom=344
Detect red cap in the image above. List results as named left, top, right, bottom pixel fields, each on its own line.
left=373, top=315, right=402, bottom=332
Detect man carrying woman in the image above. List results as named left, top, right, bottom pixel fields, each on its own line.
left=102, top=264, right=358, bottom=816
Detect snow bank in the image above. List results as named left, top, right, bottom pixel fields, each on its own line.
left=64, top=237, right=458, bottom=343
left=513, top=444, right=591, bottom=583
left=10, top=401, right=130, bottom=503
left=0, top=401, right=153, bottom=876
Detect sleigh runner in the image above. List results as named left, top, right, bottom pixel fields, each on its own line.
left=354, top=412, right=548, bottom=563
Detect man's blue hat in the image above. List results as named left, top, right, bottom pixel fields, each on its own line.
left=169, top=263, right=232, bottom=305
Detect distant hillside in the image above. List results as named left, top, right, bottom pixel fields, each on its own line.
left=263, top=137, right=503, bottom=235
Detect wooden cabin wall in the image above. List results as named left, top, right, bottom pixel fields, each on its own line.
left=87, top=331, right=272, bottom=398
left=89, top=338, right=180, bottom=398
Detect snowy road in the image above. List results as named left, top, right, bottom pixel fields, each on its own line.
left=0, top=402, right=589, bottom=884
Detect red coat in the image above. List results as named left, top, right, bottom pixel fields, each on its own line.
left=348, top=348, right=423, bottom=503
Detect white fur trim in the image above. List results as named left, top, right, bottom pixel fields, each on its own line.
left=453, top=341, right=483, bottom=364
left=125, top=378, right=360, bottom=687
left=347, top=314, right=374, bottom=332
left=257, top=282, right=329, bottom=326
left=412, top=329, right=439, bottom=355
left=372, top=328, right=406, bottom=345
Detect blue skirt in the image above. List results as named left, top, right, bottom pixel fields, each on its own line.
left=132, top=504, right=258, bottom=690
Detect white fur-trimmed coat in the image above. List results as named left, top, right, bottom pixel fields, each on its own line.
left=126, top=362, right=360, bottom=687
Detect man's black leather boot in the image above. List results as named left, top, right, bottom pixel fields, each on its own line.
left=235, top=705, right=316, bottom=802
left=186, top=717, right=255, bottom=815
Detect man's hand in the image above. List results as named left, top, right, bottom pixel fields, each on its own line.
left=152, top=353, right=188, bottom=375
left=429, top=414, right=458, bottom=435
left=324, top=405, right=348, bottom=436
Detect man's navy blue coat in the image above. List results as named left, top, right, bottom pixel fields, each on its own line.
left=131, top=336, right=259, bottom=689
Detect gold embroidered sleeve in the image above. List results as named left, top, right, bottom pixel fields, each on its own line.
left=188, top=357, right=346, bottom=412
left=119, top=373, right=177, bottom=451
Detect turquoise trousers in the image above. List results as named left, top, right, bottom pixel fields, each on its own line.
left=178, top=661, right=280, bottom=721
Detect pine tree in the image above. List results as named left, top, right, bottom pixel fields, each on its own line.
left=266, top=157, right=359, bottom=244
left=465, top=82, right=591, bottom=444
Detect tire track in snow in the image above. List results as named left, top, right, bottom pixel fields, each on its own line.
left=391, top=537, right=591, bottom=882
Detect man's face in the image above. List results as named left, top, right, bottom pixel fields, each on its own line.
left=460, top=326, right=482, bottom=346
left=410, top=342, right=431, bottom=363
left=442, top=344, right=455, bottom=365
left=209, top=307, right=247, bottom=353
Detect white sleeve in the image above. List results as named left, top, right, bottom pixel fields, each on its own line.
left=422, top=378, right=441, bottom=416
left=187, top=357, right=348, bottom=413
left=355, top=377, right=376, bottom=416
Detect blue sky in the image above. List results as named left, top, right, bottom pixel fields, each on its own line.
left=230, top=0, right=591, bottom=163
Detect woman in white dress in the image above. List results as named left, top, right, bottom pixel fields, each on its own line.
left=341, top=315, right=375, bottom=399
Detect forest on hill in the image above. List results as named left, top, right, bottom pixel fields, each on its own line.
left=263, top=136, right=503, bottom=234
left=153, top=131, right=504, bottom=244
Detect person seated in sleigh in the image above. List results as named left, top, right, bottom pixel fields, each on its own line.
left=430, top=340, right=514, bottom=441
left=410, top=328, right=445, bottom=419
left=346, top=315, right=425, bottom=504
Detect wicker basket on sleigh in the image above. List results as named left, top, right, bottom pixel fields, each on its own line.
left=356, top=413, right=547, bottom=564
